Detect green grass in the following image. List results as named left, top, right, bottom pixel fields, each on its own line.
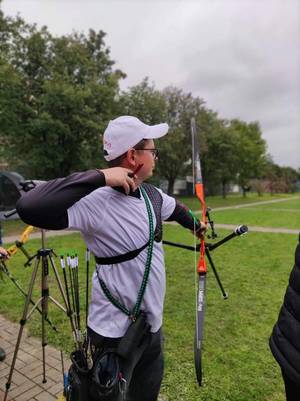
left=178, top=192, right=295, bottom=211
left=210, top=208, right=300, bottom=229
left=0, top=229, right=297, bottom=401
left=0, top=195, right=299, bottom=400
left=1, top=193, right=298, bottom=238
left=162, top=225, right=294, bottom=401
left=0, top=233, right=88, bottom=353
left=253, top=199, right=300, bottom=210
left=1, top=218, right=31, bottom=237
left=193, top=197, right=300, bottom=230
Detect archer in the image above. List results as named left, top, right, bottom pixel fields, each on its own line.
left=16, top=116, right=206, bottom=401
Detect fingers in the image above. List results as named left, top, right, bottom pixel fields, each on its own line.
left=122, top=174, right=136, bottom=195
left=195, top=221, right=207, bottom=239
left=101, top=167, right=138, bottom=194
left=0, top=248, right=9, bottom=260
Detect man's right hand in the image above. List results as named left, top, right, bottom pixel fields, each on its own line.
left=0, top=247, right=9, bottom=260
left=100, top=167, right=137, bottom=195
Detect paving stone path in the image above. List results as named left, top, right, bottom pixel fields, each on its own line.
left=0, top=315, right=69, bottom=401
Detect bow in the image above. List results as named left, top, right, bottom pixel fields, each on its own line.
left=163, top=119, right=248, bottom=386
left=191, top=117, right=207, bottom=386
left=7, top=225, right=34, bottom=263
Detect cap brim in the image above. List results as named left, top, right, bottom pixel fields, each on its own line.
left=144, top=123, right=169, bottom=139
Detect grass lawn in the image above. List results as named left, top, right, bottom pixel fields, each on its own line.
left=178, top=192, right=295, bottom=211
left=1, top=193, right=298, bottom=237
left=0, top=194, right=299, bottom=400
left=194, top=197, right=300, bottom=230
left=1, top=218, right=40, bottom=238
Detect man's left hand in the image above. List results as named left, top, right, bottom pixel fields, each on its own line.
left=195, top=221, right=207, bottom=240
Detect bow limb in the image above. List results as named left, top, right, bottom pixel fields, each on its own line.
left=7, top=225, right=34, bottom=256
left=20, top=225, right=34, bottom=243
left=191, top=117, right=206, bottom=386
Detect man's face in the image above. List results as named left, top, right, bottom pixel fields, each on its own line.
left=134, top=139, right=158, bottom=180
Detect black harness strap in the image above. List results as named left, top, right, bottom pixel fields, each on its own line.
left=142, top=183, right=163, bottom=242
left=95, top=241, right=149, bottom=265
left=94, top=184, right=163, bottom=265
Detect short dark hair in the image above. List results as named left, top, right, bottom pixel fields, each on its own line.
left=107, top=139, right=147, bottom=167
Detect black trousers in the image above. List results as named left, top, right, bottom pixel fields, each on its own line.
left=88, top=326, right=164, bottom=401
left=282, top=371, right=300, bottom=401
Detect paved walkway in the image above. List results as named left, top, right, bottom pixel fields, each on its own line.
left=0, top=315, right=69, bottom=401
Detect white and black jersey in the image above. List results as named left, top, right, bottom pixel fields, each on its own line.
left=17, top=169, right=198, bottom=337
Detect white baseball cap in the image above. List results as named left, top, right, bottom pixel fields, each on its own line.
left=103, top=116, right=169, bottom=161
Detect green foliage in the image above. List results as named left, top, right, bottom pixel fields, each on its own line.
left=262, top=158, right=299, bottom=194
left=0, top=12, right=124, bottom=178
left=120, top=77, right=167, bottom=124
left=158, top=87, right=206, bottom=194
left=201, top=119, right=239, bottom=197
left=0, top=8, right=296, bottom=194
left=228, top=119, right=267, bottom=197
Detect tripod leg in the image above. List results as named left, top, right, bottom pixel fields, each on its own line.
left=1, top=260, right=58, bottom=332
left=4, top=256, right=41, bottom=401
left=205, top=248, right=228, bottom=299
left=41, top=254, right=49, bottom=383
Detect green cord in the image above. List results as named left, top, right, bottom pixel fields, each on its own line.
left=96, top=186, right=155, bottom=321
left=188, top=209, right=200, bottom=229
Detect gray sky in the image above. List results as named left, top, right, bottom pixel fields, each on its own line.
left=2, top=0, right=300, bottom=168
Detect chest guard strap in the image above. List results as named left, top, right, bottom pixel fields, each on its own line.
left=94, top=184, right=163, bottom=265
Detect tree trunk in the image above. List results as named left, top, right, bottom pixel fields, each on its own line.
left=167, top=178, right=175, bottom=195
left=222, top=180, right=227, bottom=199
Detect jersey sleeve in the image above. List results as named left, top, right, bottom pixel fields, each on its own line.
left=16, top=170, right=106, bottom=230
left=67, top=192, right=104, bottom=233
left=156, top=188, right=176, bottom=220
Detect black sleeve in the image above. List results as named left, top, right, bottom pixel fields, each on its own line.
left=166, top=199, right=201, bottom=231
left=16, top=170, right=106, bottom=230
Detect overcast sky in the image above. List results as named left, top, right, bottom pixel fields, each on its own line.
left=2, top=0, right=300, bottom=168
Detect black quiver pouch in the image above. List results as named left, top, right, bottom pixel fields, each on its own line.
left=90, top=351, right=124, bottom=400
left=66, top=350, right=90, bottom=401
left=117, top=313, right=151, bottom=359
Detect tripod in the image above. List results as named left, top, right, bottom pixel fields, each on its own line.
left=4, top=230, right=74, bottom=401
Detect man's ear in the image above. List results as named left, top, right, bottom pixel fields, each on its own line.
left=125, top=149, right=136, bottom=166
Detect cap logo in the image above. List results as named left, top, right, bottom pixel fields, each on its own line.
left=104, top=139, right=112, bottom=149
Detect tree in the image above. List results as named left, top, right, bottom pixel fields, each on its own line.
left=119, top=78, right=169, bottom=187
left=119, top=77, right=167, bottom=125
left=0, top=10, right=125, bottom=178
left=228, top=119, right=267, bottom=197
left=158, top=87, right=208, bottom=194
left=203, top=121, right=240, bottom=198
left=279, top=166, right=299, bottom=192
left=262, top=159, right=299, bottom=193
